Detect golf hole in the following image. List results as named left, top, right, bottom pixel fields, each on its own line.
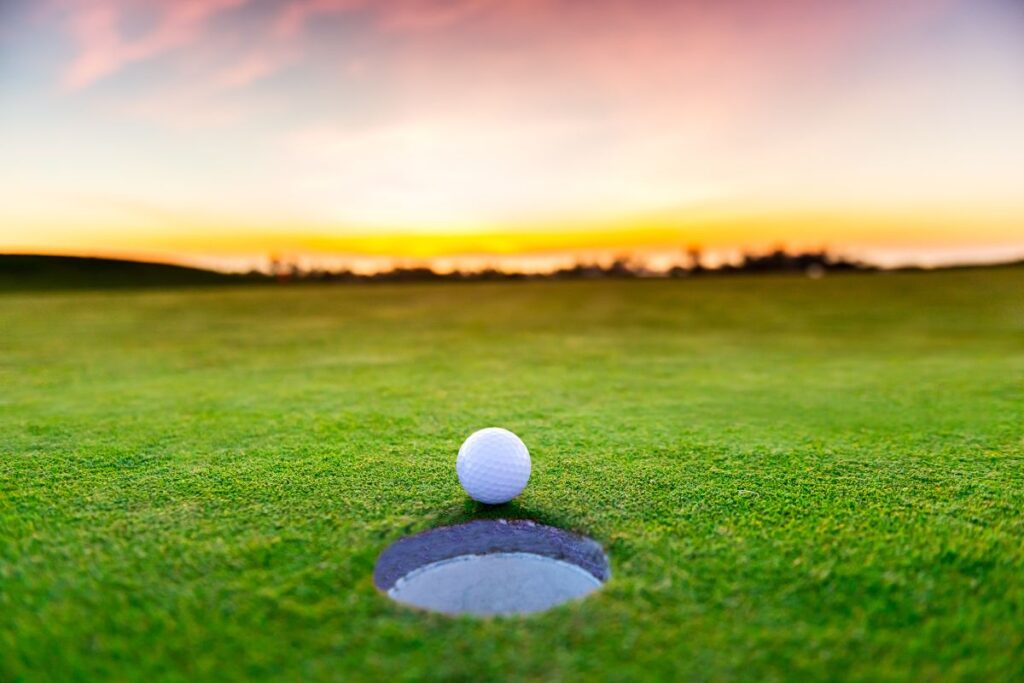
left=374, top=519, right=610, bottom=616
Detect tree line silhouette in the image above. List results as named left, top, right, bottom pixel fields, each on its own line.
left=264, top=248, right=872, bottom=283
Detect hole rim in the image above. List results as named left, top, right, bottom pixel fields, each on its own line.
left=373, top=519, right=611, bottom=606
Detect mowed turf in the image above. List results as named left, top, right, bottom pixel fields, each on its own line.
left=1, top=268, right=1022, bottom=682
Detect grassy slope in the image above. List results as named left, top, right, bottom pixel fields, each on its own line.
left=1, top=269, right=1022, bottom=682
left=0, top=254, right=246, bottom=291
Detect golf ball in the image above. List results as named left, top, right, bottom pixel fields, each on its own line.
left=456, top=428, right=531, bottom=504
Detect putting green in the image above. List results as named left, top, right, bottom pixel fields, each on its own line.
left=2, top=268, right=1022, bottom=681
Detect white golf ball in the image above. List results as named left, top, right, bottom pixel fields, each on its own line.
left=456, top=428, right=531, bottom=504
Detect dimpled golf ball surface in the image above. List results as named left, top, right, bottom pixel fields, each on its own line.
left=457, top=428, right=531, bottom=504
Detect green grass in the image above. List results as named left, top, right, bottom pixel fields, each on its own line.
left=1, top=268, right=1022, bottom=682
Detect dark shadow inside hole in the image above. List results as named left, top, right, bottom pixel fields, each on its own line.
left=374, top=519, right=610, bottom=616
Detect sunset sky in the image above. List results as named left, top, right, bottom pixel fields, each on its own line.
left=1, top=0, right=1022, bottom=270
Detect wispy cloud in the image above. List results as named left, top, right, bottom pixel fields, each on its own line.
left=62, top=0, right=248, bottom=89
left=273, top=0, right=366, bottom=39
left=211, top=48, right=297, bottom=89
left=376, top=0, right=496, bottom=32
left=272, top=0, right=497, bottom=38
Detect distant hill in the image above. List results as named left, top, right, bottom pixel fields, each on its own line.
left=0, top=254, right=260, bottom=292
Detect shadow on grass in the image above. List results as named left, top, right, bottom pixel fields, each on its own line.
left=424, top=499, right=590, bottom=537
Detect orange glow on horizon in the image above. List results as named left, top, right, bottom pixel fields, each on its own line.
left=6, top=203, right=1023, bottom=271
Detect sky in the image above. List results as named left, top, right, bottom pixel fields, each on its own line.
left=1, top=0, right=1022, bottom=270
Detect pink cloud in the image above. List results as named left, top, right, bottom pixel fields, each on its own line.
left=62, top=0, right=248, bottom=89
left=272, top=0, right=502, bottom=39
left=378, top=0, right=496, bottom=32
left=211, top=49, right=297, bottom=89
left=58, top=0, right=963, bottom=139
left=274, top=0, right=366, bottom=39
left=61, top=2, right=120, bottom=89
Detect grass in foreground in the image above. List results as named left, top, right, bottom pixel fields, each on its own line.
left=1, top=269, right=1023, bottom=682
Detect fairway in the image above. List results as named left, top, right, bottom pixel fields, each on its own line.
left=2, top=269, right=1023, bottom=681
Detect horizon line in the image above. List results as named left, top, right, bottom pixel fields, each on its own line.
left=5, top=244, right=1024, bottom=276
